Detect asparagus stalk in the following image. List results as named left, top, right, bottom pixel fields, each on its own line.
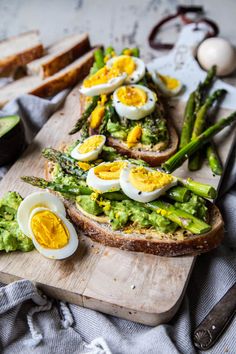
left=179, top=92, right=196, bottom=148
left=194, top=65, right=217, bottom=113
left=162, top=111, right=236, bottom=173
left=206, top=143, right=223, bottom=175
left=21, top=176, right=92, bottom=195
left=188, top=89, right=226, bottom=171
left=178, top=178, right=217, bottom=199
left=69, top=96, right=99, bottom=135
left=90, top=48, right=105, bottom=75
left=192, top=89, right=226, bottom=139
left=180, top=66, right=217, bottom=150
left=148, top=200, right=211, bottom=234
left=166, top=186, right=191, bottom=203
left=42, top=148, right=87, bottom=179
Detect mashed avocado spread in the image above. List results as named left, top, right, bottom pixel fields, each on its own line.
left=106, top=110, right=169, bottom=148
left=0, top=192, right=34, bottom=252
left=53, top=162, right=208, bottom=234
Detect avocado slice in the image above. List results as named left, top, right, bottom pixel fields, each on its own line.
left=0, top=115, right=20, bottom=138
left=0, top=115, right=25, bottom=166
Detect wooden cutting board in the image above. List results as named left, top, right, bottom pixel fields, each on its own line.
left=0, top=83, right=235, bottom=326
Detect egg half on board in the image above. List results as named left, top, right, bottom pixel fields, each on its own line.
left=71, top=135, right=106, bottom=161
left=17, top=191, right=78, bottom=259
left=113, top=84, right=157, bottom=120
left=120, top=165, right=177, bottom=203
left=86, top=160, right=127, bottom=193
left=150, top=72, right=182, bottom=96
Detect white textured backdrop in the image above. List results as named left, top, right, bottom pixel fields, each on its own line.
left=0, top=0, right=235, bottom=62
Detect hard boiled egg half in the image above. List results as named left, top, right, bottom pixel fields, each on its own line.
left=86, top=160, right=127, bottom=193
left=113, top=85, right=157, bottom=120
left=151, top=72, right=182, bottom=96
left=80, top=66, right=126, bottom=96
left=106, top=55, right=145, bottom=84
left=71, top=135, right=106, bottom=161
left=17, top=192, right=78, bottom=259
left=120, top=165, right=177, bottom=203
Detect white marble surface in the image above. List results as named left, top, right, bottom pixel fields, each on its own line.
left=0, top=0, right=235, bottom=63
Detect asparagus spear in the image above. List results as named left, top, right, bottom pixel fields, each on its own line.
left=148, top=200, right=211, bottom=234
left=90, top=48, right=105, bottom=75
left=162, top=111, right=236, bottom=173
left=206, top=143, right=223, bottom=175
left=42, top=148, right=87, bottom=179
left=178, top=178, right=217, bottom=199
left=69, top=96, right=99, bottom=135
left=179, top=66, right=217, bottom=149
left=166, top=186, right=191, bottom=203
left=179, top=92, right=196, bottom=149
left=21, top=176, right=92, bottom=195
left=194, top=65, right=217, bottom=113
left=192, top=89, right=226, bottom=138
left=188, top=89, right=226, bottom=171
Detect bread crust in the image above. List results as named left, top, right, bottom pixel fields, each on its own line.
left=0, top=31, right=43, bottom=76
left=27, top=33, right=91, bottom=78
left=80, top=94, right=178, bottom=166
left=45, top=162, right=224, bottom=257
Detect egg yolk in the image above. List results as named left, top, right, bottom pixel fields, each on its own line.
left=158, top=74, right=180, bottom=90
left=83, top=66, right=121, bottom=88
left=78, top=136, right=104, bottom=154
left=90, top=106, right=105, bottom=129
left=31, top=210, right=69, bottom=249
left=94, top=161, right=126, bottom=180
left=129, top=167, right=174, bottom=192
left=116, top=86, right=147, bottom=107
left=127, top=125, right=142, bottom=148
left=112, top=56, right=136, bottom=76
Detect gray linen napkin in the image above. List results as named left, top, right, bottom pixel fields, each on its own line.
left=0, top=94, right=235, bottom=354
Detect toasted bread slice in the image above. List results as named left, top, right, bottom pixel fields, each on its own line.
left=0, top=31, right=43, bottom=76
left=80, top=94, right=179, bottom=166
left=27, top=33, right=91, bottom=78
left=0, top=48, right=97, bottom=107
left=45, top=161, right=224, bottom=257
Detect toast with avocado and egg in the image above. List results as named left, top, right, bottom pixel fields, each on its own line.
left=69, top=47, right=179, bottom=166
left=22, top=135, right=224, bottom=257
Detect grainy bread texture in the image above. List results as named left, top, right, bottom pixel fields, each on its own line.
left=45, top=161, right=224, bottom=257
left=0, top=31, right=43, bottom=76
left=26, top=33, right=91, bottom=78
left=0, top=48, right=97, bottom=107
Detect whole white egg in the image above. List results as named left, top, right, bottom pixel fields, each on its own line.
left=197, top=37, right=236, bottom=76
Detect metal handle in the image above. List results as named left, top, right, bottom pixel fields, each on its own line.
left=193, top=283, right=236, bottom=350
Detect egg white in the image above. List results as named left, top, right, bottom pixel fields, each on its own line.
left=113, top=84, right=157, bottom=120
left=80, top=73, right=127, bottom=96
left=106, top=55, right=146, bottom=84
left=71, top=135, right=106, bottom=162
left=28, top=207, right=78, bottom=260
left=120, top=165, right=178, bottom=203
left=151, top=72, right=182, bottom=96
left=17, top=191, right=66, bottom=238
left=86, top=161, right=125, bottom=193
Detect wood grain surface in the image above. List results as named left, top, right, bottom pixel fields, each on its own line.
left=0, top=81, right=235, bottom=325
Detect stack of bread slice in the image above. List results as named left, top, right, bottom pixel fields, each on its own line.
left=0, top=31, right=97, bottom=107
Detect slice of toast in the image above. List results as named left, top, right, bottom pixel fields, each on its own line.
left=27, top=33, right=90, bottom=78
left=45, top=161, right=224, bottom=257
left=80, top=93, right=179, bottom=166
left=0, top=31, right=43, bottom=76
left=0, top=48, right=97, bottom=107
